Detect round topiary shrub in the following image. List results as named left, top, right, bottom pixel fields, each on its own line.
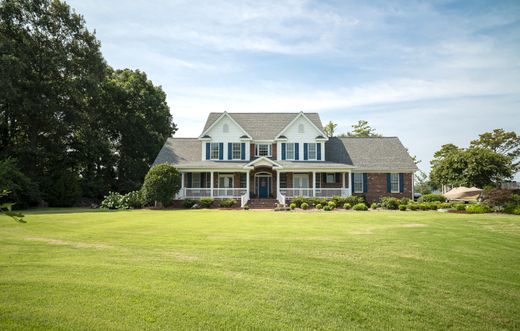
left=316, top=203, right=323, bottom=210
left=352, top=203, right=368, bottom=211
left=301, top=202, right=309, bottom=210
left=141, top=164, right=180, bottom=207
left=327, top=201, right=336, bottom=209
left=370, top=202, right=378, bottom=209
left=398, top=204, right=407, bottom=211
left=343, top=203, right=352, bottom=210
left=290, top=203, right=296, bottom=210
left=220, top=198, right=237, bottom=208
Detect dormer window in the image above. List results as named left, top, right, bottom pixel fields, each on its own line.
left=210, top=143, right=220, bottom=160
left=298, top=124, right=304, bottom=133
left=223, top=124, right=229, bottom=133
left=308, top=143, right=317, bottom=160
left=255, top=144, right=272, bottom=157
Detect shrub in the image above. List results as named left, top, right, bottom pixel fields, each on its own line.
left=343, top=203, right=352, bottom=210
left=408, top=203, right=419, bottom=211
left=380, top=197, right=400, bottom=210
left=316, top=203, right=323, bottom=210
left=481, top=188, right=515, bottom=208
left=426, top=202, right=438, bottom=210
left=417, top=194, right=445, bottom=203
left=199, top=198, right=214, bottom=208
left=243, top=205, right=250, bottom=210
left=466, top=204, right=493, bottom=214
left=220, top=198, right=237, bottom=208
left=101, top=192, right=126, bottom=209
left=141, top=164, right=180, bottom=207
left=439, top=202, right=453, bottom=209
left=323, top=205, right=332, bottom=211
left=344, top=196, right=365, bottom=206
left=453, top=203, right=466, bottom=211
left=370, top=203, right=378, bottom=209
left=301, top=202, right=309, bottom=210
left=289, top=203, right=296, bottom=210
left=400, top=198, right=410, bottom=205
left=123, top=191, right=143, bottom=209
left=327, top=201, right=336, bottom=209
left=418, top=203, right=429, bottom=211
left=182, top=199, right=197, bottom=209
left=503, top=204, right=520, bottom=215
left=352, top=203, right=368, bottom=211
left=290, top=197, right=306, bottom=208
left=399, top=204, right=407, bottom=211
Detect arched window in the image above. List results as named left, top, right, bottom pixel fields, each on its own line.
left=298, top=123, right=304, bottom=133
left=223, top=123, right=229, bottom=133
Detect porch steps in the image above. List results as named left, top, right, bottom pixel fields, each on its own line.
left=248, top=198, right=277, bottom=209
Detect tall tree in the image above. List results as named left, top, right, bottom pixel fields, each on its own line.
left=347, top=120, right=382, bottom=137
left=470, top=129, right=520, bottom=172
left=323, top=121, right=337, bottom=138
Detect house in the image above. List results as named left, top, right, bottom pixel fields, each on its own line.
left=153, top=111, right=418, bottom=207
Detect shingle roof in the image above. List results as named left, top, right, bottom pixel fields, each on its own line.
left=326, top=137, right=418, bottom=171
left=202, top=112, right=324, bottom=140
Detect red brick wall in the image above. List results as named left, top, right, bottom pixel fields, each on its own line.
left=352, top=172, right=413, bottom=203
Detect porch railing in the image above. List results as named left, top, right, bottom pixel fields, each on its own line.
left=178, top=188, right=247, bottom=199
left=280, top=188, right=349, bottom=198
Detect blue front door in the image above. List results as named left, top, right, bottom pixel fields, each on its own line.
left=259, top=177, right=269, bottom=198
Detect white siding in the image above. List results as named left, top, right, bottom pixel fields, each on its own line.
left=277, top=115, right=326, bottom=161
left=203, top=115, right=249, bottom=160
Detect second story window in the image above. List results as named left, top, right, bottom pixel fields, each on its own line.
left=255, top=144, right=271, bottom=157
left=210, top=143, right=220, bottom=160
left=286, top=143, right=295, bottom=160
left=232, top=143, right=241, bottom=160
left=308, top=143, right=317, bottom=160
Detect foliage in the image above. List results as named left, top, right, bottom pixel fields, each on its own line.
left=417, top=194, right=445, bottom=203
left=454, top=203, right=467, bottom=211
left=0, top=158, right=39, bottom=208
left=323, top=205, right=332, bottom=211
left=220, top=198, right=237, bottom=208
left=480, top=188, right=515, bottom=208
left=0, top=189, right=25, bottom=222
left=290, top=197, right=306, bottom=208
left=141, top=164, right=180, bottom=207
left=352, top=203, right=368, bottom=211
left=399, top=204, right=407, bottom=211
left=408, top=203, right=419, bottom=211
left=182, top=199, right=197, bottom=209
left=316, top=203, right=323, bottom=210
left=370, top=203, right=378, bottom=209
left=289, top=203, right=296, bottom=210
left=470, top=129, right=520, bottom=172
left=301, top=202, right=309, bottom=210
left=343, top=203, right=352, bottom=210
left=243, top=205, right=250, bottom=210
left=100, top=192, right=126, bottom=209
left=327, top=201, right=336, bottom=209
left=414, top=171, right=433, bottom=195
left=199, top=198, right=215, bottom=208
left=380, top=197, right=400, bottom=210
left=439, top=202, right=453, bottom=209
left=503, top=204, right=520, bottom=215
left=45, top=170, right=82, bottom=207
left=122, top=191, right=143, bottom=209
left=323, top=121, right=337, bottom=138
left=347, top=120, right=382, bottom=137
left=466, top=204, right=493, bottom=214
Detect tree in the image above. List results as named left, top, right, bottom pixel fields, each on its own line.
left=414, top=170, right=435, bottom=195
left=0, top=189, right=25, bottom=223
left=323, top=121, right=337, bottom=138
left=347, top=120, right=382, bottom=137
left=430, top=146, right=513, bottom=188
left=141, top=164, right=180, bottom=207
left=0, top=158, right=39, bottom=208
left=470, top=129, right=520, bottom=172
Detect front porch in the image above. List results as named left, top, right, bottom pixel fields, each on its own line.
left=176, top=169, right=352, bottom=207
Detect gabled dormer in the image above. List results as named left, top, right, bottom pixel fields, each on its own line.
left=274, top=112, right=328, bottom=161
left=198, top=111, right=252, bottom=161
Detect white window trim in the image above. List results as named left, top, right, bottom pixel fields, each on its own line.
left=255, top=143, right=272, bottom=157
left=308, top=143, right=317, bottom=161
left=286, top=143, right=296, bottom=160
left=218, top=174, right=234, bottom=188
left=353, top=173, right=364, bottom=193
left=391, top=173, right=400, bottom=193
left=231, top=143, right=242, bottom=160
left=210, top=143, right=220, bottom=160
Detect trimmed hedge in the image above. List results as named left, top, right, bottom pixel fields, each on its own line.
left=352, top=203, right=368, bottom=211
left=417, top=194, right=445, bottom=203
left=466, top=204, right=493, bottom=214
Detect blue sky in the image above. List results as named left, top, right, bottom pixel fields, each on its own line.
left=68, top=0, right=520, bottom=175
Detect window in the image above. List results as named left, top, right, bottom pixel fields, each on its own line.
left=315, top=173, right=321, bottom=188
left=326, top=173, right=335, bottom=183
left=391, top=173, right=399, bottom=193
left=353, top=173, right=363, bottom=193
left=298, top=124, right=304, bottom=133
left=223, top=124, right=229, bottom=133
left=210, top=143, right=220, bottom=160
left=218, top=174, right=233, bottom=188
left=308, top=143, right=317, bottom=160
left=240, top=173, right=247, bottom=189
left=232, top=143, right=241, bottom=160
left=192, top=173, right=201, bottom=188
left=286, top=143, right=295, bottom=160
left=256, top=144, right=271, bottom=157
left=280, top=173, right=287, bottom=188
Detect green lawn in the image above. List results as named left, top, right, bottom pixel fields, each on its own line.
left=1, top=209, right=519, bottom=330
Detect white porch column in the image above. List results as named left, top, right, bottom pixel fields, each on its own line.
left=246, top=171, right=250, bottom=197
left=348, top=170, right=352, bottom=196
left=312, top=171, right=316, bottom=197
left=276, top=170, right=280, bottom=197
left=180, top=172, right=185, bottom=198
left=210, top=171, right=214, bottom=197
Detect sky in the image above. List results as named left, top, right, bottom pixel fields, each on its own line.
left=68, top=0, right=520, bottom=175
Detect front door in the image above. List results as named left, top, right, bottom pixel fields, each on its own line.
left=258, top=177, right=269, bottom=198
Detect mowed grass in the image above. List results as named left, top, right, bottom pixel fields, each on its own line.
left=1, top=209, right=519, bottom=330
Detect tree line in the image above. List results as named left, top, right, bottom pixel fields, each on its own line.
left=0, top=0, right=176, bottom=208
